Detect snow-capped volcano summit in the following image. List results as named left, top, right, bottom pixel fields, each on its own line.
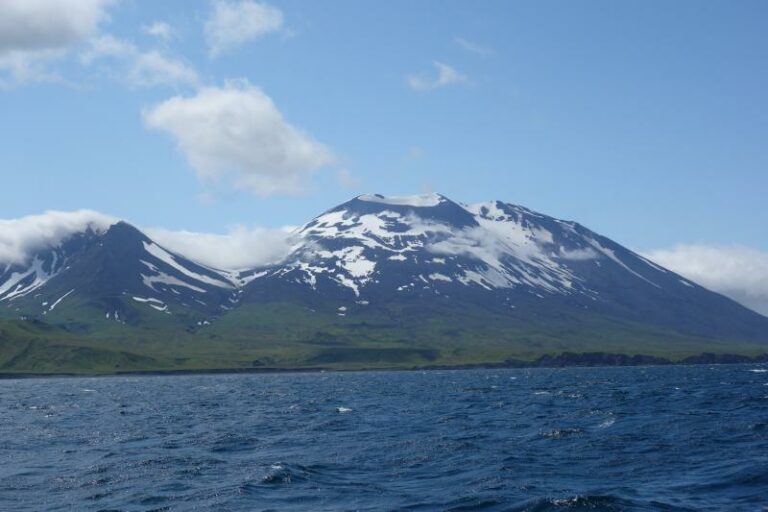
left=243, top=192, right=664, bottom=299
left=240, top=193, right=768, bottom=341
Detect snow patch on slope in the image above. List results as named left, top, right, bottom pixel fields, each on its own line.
left=48, top=289, right=75, bottom=311
left=585, top=239, right=660, bottom=288
left=140, top=260, right=207, bottom=293
left=143, top=242, right=233, bottom=288
left=0, top=257, right=59, bottom=302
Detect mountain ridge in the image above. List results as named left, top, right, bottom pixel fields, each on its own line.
left=0, top=193, right=766, bottom=373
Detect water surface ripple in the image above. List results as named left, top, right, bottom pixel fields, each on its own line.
left=1, top=365, right=767, bottom=511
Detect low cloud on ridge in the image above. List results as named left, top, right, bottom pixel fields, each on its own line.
left=145, top=225, right=295, bottom=270
left=644, top=244, right=768, bottom=316
left=0, top=210, right=118, bottom=266
left=0, top=210, right=294, bottom=271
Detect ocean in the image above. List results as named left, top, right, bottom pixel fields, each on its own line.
left=1, top=365, right=767, bottom=511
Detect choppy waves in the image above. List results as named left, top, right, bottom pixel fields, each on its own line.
left=1, top=364, right=767, bottom=511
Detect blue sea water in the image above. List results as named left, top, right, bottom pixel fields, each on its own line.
left=1, top=365, right=767, bottom=511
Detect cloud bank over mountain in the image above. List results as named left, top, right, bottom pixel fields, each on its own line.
left=644, top=245, right=768, bottom=316
left=145, top=225, right=295, bottom=270
left=0, top=210, right=117, bottom=266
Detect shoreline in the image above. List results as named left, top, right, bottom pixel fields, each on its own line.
left=1, top=351, right=766, bottom=380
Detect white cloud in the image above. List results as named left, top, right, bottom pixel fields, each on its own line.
left=146, top=225, right=294, bottom=269
left=80, top=34, right=133, bottom=64
left=142, top=80, right=336, bottom=196
left=205, top=0, right=283, bottom=57
left=0, top=210, right=294, bottom=271
left=0, top=49, right=65, bottom=87
left=0, top=0, right=114, bottom=54
left=143, top=21, right=174, bottom=41
left=454, top=37, right=492, bottom=57
left=425, top=225, right=506, bottom=263
left=407, top=62, right=467, bottom=92
left=0, top=210, right=118, bottom=266
left=644, top=244, right=768, bottom=316
left=81, top=35, right=198, bottom=88
left=0, top=0, right=115, bottom=85
left=557, top=247, right=599, bottom=261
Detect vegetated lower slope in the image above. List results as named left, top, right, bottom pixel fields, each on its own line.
left=0, top=319, right=160, bottom=374
left=1, top=193, right=767, bottom=373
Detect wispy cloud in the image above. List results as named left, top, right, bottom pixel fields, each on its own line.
left=454, top=37, right=493, bottom=57
left=407, top=62, right=467, bottom=92
left=142, top=80, right=336, bottom=196
left=205, top=0, right=284, bottom=57
left=644, top=244, right=768, bottom=316
left=81, top=35, right=198, bottom=88
left=127, top=50, right=198, bottom=88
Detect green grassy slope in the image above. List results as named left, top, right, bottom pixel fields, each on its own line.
left=0, top=320, right=161, bottom=374
left=2, top=297, right=766, bottom=374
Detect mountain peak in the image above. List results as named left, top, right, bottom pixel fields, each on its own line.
left=313, top=192, right=478, bottom=231
left=104, top=221, right=149, bottom=242
left=356, top=193, right=447, bottom=208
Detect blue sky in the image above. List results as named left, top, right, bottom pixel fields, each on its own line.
left=0, top=1, right=766, bottom=265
